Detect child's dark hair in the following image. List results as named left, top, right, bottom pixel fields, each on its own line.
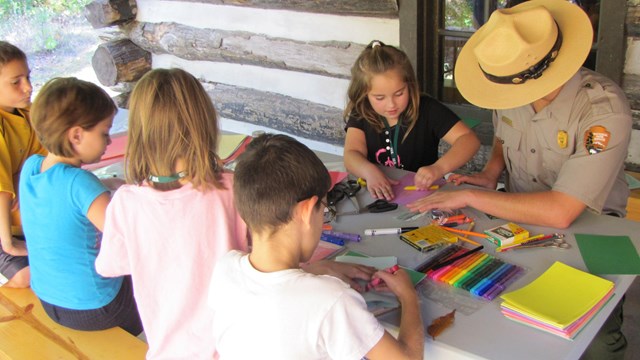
left=0, top=41, right=26, bottom=67
left=30, top=77, right=116, bottom=157
left=233, top=134, right=331, bottom=234
left=344, top=40, right=420, bottom=140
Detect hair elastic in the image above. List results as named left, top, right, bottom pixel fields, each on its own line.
left=369, top=40, right=383, bottom=49
left=148, top=171, right=187, bottom=184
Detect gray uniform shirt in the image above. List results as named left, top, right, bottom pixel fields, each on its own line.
left=494, top=68, right=631, bottom=216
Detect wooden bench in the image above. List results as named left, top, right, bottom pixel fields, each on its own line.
left=0, top=287, right=147, bottom=359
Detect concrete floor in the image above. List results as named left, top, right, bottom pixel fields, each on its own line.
left=623, top=278, right=640, bottom=360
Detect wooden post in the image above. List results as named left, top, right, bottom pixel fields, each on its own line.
left=91, top=39, right=151, bottom=87
left=84, top=0, right=137, bottom=29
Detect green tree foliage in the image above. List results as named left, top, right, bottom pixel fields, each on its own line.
left=0, top=0, right=91, bottom=52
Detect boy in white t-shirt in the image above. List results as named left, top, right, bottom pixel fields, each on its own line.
left=209, top=134, right=424, bottom=360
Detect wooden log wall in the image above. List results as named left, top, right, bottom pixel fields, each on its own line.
left=83, top=0, right=401, bottom=150
left=85, top=0, right=640, bottom=173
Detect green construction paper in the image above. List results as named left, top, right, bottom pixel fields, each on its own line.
left=335, top=252, right=426, bottom=285
left=462, top=118, right=482, bottom=129
left=625, top=172, right=640, bottom=190
left=404, top=267, right=427, bottom=286
left=575, top=234, right=640, bottom=274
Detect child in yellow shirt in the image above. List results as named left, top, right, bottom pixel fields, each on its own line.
left=0, top=41, right=47, bottom=288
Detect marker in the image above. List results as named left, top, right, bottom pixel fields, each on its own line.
left=319, top=233, right=345, bottom=246
left=366, top=265, right=400, bottom=291
left=364, top=227, right=419, bottom=236
left=404, top=185, right=440, bottom=191
left=322, top=230, right=361, bottom=242
left=431, top=245, right=484, bottom=271
left=415, top=245, right=460, bottom=272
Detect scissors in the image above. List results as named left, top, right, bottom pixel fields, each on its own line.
left=362, top=199, right=398, bottom=213
left=337, top=199, right=398, bottom=217
left=514, top=237, right=571, bottom=250
left=328, top=180, right=361, bottom=215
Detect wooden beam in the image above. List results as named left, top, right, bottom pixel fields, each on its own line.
left=124, top=22, right=363, bottom=79
left=178, top=0, right=398, bottom=18
left=113, top=81, right=344, bottom=145
left=399, top=0, right=422, bottom=84
left=596, top=0, right=626, bottom=85
left=84, top=0, right=137, bottom=29
left=91, top=39, right=152, bottom=86
left=201, top=82, right=344, bottom=145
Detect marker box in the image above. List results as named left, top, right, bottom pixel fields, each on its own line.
left=483, top=223, right=529, bottom=246
left=399, top=224, right=458, bottom=252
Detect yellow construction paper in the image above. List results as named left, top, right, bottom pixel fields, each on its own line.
left=500, top=262, right=614, bottom=328
left=218, top=134, right=251, bottom=160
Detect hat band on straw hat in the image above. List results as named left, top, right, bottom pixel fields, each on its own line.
left=480, top=22, right=563, bottom=85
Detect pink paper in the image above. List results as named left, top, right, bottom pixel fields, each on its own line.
left=329, top=171, right=348, bottom=188
left=391, top=173, right=446, bottom=205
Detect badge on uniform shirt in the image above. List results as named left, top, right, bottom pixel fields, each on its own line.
left=557, top=130, right=568, bottom=149
left=501, top=116, right=513, bottom=127
left=584, top=125, right=611, bottom=154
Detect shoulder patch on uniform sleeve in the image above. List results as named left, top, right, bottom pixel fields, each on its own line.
left=583, top=81, right=614, bottom=115
left=584, top=125, right=610, bottom=154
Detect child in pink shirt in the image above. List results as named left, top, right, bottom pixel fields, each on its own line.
left=95, top=68, right=249, bottom=359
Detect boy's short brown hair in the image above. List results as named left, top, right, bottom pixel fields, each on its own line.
left=0, top=41, right=26, bottom=68
left=233, top=134, right=331, bottom=234
left=30, top=77, right=116, bottom=157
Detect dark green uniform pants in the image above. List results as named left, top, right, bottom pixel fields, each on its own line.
left=581, top=296, right=627, bottom=360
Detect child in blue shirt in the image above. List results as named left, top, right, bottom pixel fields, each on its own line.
left=19, top=77, right=142, bottom=335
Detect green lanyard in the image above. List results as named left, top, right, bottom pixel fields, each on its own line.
left=381, top=118, right=400, bottom=168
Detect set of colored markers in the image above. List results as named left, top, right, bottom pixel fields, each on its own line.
left=426, top=245, right=524, bottom=300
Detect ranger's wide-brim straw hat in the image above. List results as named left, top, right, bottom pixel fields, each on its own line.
left=454, top=0, right=593, bottom=109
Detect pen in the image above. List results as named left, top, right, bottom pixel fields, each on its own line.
left=404, top=185, right=440, bottom=191
left=439, top=226, right=490, bottom=238
left=366, top=265, right=400, bottom=291
left=364, top=227, right=419, bottom=236
left=441, top=220, right=472, bottom=227
left=431, top=245, right=484, bottom=271
left=319, top=233, right=345, bottom=246
left=512, top=233, right=545, bottom=245
left=322, top=230, right=361, bottom=242
left=456, top=235, right=482, bottom=246
left=496, top=234, right=554, bottom=252
left=466, top=222, right=475, bottom=232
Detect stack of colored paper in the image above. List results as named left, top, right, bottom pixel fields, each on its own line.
left=500, top=261, right=615, bottom=339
